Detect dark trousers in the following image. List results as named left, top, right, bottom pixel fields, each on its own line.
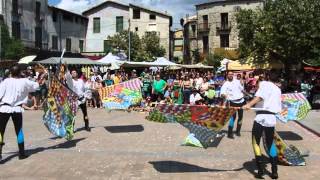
left=228, top=101, right=245, bottom=130
left=252, top=121, right=278, bottom=169
left=78, top=102, right=89, bottom=128
left=0, top=112, right=25, bottom=155
left=183, top=89, right=191, bottom=104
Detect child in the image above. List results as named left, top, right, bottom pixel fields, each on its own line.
left=205, top=85, right=216, bottom=105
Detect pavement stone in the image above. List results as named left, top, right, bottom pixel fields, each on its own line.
left=0, top=109, right=319, bottom=180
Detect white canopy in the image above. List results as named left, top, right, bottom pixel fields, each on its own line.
left=150, top=57, right=177, bottom=66
left=18, top=55, right=37, bottom=64
left=97, top=53, right=126, bottom=70
left=181, top=63, right=213, bottom=69
left=37, top=57, right=105, bottom=65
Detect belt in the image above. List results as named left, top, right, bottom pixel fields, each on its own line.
left=256, top=110, right=276, bottom=115
left=0, top=103, right=23, bottom=107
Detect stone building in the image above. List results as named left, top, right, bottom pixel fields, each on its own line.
left=184, top=0, right=264, bottom=62
left=47, top=6, right=88, bottom=53
left=173, top=29, right=183, bottom=62
left=1, top=0, right=49, bottom=49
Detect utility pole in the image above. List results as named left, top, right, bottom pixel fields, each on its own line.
left=128, top=19, right=131, bottom=61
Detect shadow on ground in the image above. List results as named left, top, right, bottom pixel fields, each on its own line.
left=277, top=131, right=303, bottom=141
left=0, top=138, right=86, bottom=164
left=104, top=125, right=144, bottom=133
left=149, top=161, right=244, bottom=173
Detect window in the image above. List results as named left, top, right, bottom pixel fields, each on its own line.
left=133, top=8, right=140, bottom=19
left=191, top=24, right=196, bottom=36
left=221, top=13, right=228, bottom=29
left=116, top=16, right=123, bottom=32
left=12, top=21, right=21, bottom=39
left=135, top=27, right=138, bottom=32
left=79, top=40, right=84, bottom=52
left=12, top=0, right=18, bottom=15
left=35, top=27, right=42, bottom=48
left=104, top=40, right=111, bottom=53
left=36, top=1, right=41, bottom=21
left=66, top=38, right=72, bottom=52
left=52, top=10, right=57, bottom=22
left=63, top=13, right=73, bottom=22
left=52, top=35, right=58, bottom=50
left=220, top=34, right=229, bottom=47
left=75, top=17, right=79, bottom=23
left=150, top=14, right=156, bottom=20
left=93, top=17, right=100, bottom=33
left=203, top=36, right=208, bottom=54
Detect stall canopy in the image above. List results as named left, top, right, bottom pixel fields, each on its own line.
left=97, top=53, right=126, bottom=69
left=181, top=63, right=213, bottom=69
left=219, top=58, right=283, bottom=71
left=121, top=57, right=178, bottom=68
left=18, top=55, right=37, bottom=64
left=150, top=57, right=177, bottom=66
left=36, top=57, right=106, bottom=65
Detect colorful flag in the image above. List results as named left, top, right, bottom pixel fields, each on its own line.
left=277, top=93, right=311, bottom=123
left=43, top=65, right=78, bottom=140
left=147, top=104, right=236, bottom=148
left=100, top=78, right=143, bottom=110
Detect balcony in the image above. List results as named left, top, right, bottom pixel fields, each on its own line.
left=198, top=22, right=210, bottom=33
left=216, top=22, right=232, bottom=32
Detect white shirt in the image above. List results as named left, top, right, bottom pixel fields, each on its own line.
left=72, top=79, right=85, bottom=97
left=190, top=93, right=202, bottom=105
left=195, top=78, right=203, bottom=90
left=220, top=79, right=244, bottom=101
left=90, top=75, right=102, bottom=82
left=254, top=81, right=282, bottom=127
left=0, top=78, right=39, bottom=113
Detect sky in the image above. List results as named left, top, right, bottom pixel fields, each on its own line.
left=48, top=0, right=209, bottom=29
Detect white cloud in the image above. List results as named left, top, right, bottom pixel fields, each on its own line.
left=55, top=0, right=208, bottom=27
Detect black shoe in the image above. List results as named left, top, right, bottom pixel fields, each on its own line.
left=85, top=126, right=91, bottom=132
left=18, top=154, right=29, bottom=160
left=255, top=157, right=264, bottom=179
left=227, top=126, right=234, bottom=139
left=236, top=125, right=241, bottom=136
left=271, top=172, right=278, bottom=179
left=255, top=171, right=264, bottom=179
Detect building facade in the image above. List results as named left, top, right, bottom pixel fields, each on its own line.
left=173, top=29, right=183, bottom=63
left=82, top=1, right=172, bottom=58
left=129, top=4, right=172, bottom=58
left=196, top=0, right=264, bottom=55
left=47, top=6, right=88, bottom=53
left=82, top=1, right=129, bottom=54
left=1, top=0, right=49, bottom=49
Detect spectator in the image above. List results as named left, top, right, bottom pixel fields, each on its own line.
left=182, top=75, right=192, bottom=104
left=190, top=88, right=202, bottom=105
left=152, top=74, right=167, bottom=102
left=22, top=93, right=37, bottom=110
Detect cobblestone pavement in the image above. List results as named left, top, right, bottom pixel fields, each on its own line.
left=0, top=109, right=319, bottom=180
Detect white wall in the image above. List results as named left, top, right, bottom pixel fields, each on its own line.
left=129, top=7, right=171, bottom=58
left=47, top=7, right=87, bottom=53
left=84, top=3, right=129, bottom=53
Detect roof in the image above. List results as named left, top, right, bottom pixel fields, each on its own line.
left=36, top=57, right=105, bottom=65
left=196, top=0, right=264, bottom=7
left=129, top=4, right=172, bottom=18
left=82, top=0, right=129, bottom=15
left=48, top=6, right=88, bottom=19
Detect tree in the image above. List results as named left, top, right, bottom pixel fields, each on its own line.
left=236, top=0, right=320, bottom=71
left=205, top=53, right=223, bottom=71
left=108, top=31, right=166, bottom=62
left=1, top=23, right=24, bottom=60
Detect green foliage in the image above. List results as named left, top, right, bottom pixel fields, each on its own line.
left=236, top=0, right=320, bottom=69
left=1, top=23, right=24, bottom=60
left=108, top=30, right=166, bottom=62
left=205, top=53, right=223, bottom=71
left=1, top=24, right=24, bottom=60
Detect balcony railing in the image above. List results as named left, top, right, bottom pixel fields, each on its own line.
left=198, top=22, right=210, bottom=32
left=216, top=22, right=232, bottom=31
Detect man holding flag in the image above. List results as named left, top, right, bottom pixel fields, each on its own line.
left=243, top=71, right=281, bottom=179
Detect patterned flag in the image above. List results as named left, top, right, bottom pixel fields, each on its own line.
left=101, top=78, right=143, bottom=110
left=277, top=93, right=311, bottom=122
left=43, top=67, right=78, bottom=140
left=147, top=104, right=236, bottom=148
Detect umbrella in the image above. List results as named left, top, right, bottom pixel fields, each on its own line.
left=18, top=55, right=37, bottom=64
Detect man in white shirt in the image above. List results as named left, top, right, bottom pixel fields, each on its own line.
left=72, top=70, right=90, bottom=132
left=221, top=71, right=245, bottom=138
left=190, top=88, right=203, bottom=105
left=90, top=71, right=102, bottom=82
left=0, top=66, right=42, bottom=160
left=243, top=71, right=282, bottom=179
